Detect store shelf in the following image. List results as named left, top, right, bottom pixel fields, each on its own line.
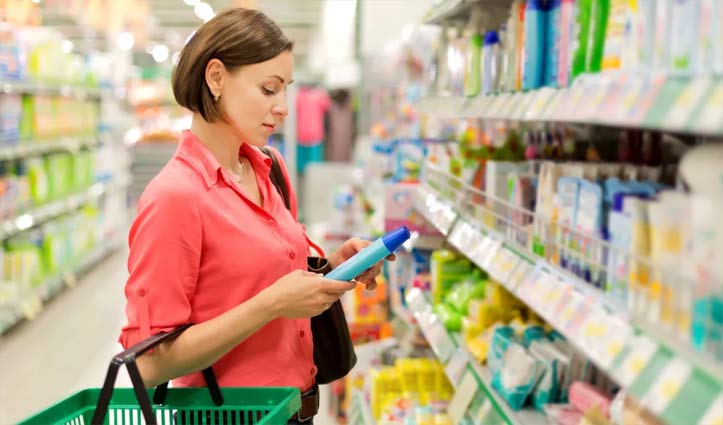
left=0, top=79, right=102, bottom=99
left=405, top=287, right=547, bottom=425
left=0, top=178, right=129, bottom=240
left=418, top=75, right=723, bottom=137
left=424, top=0, right=510, bottom=27
left=0, top=137, right=99, bottom=161
left=413, top=167, right=723, bottom=425
left=0, top=238, right=122, bottom=335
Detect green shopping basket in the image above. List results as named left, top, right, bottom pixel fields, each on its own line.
left=20, top=325, right=301, bottom=425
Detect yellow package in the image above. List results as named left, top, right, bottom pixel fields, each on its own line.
left=467, top=322, right=505, bottom=363
left=434, top=413, right=454, bottom=425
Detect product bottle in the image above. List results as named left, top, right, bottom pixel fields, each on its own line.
left=465, top=33, right=484, bottom=96
left=652, top=0, right=672, bottom=72
left=522, top=0, right=548, bottom=90
left=570, top=0, right=592, bottom=81
left=482, top=31, right=501, bottom=95
left=586, top=0, right=610, bottom=73
left=669, top=0, right=700, bottom=75
left=326, top=227, right=410, bottom=281
left=558, top=0, right=576, bottom=86
left=516, top=1, right=528, bottom=90
left=546, top=0, right=563, bottom=86
left=602, top=0, right=628, bottom=70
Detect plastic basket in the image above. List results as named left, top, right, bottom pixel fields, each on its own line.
left=20, top=325, right=301, bottom=425
left=20, top=387, right=300, bottom=425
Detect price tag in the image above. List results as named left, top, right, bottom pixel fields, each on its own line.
left=516, top=265, right=544, bottom=301
left=602, top=316, right=633, bottom=367
left=665, top=77, right=713, bottom=130
left=542, top=90, right=564, bottom=120
left=508, top=260, right=533, bottom=291
left=641, top=358, right=693, bottom=415
left=615, top=336, right=659, bottom=387
left=563, top=84, right=589, bottom=120
left=525, top=89, right=553, bottom=120
left=539, top=275, right=566, bottom=317
left=564, top=295, right=594, bottom=335
left=445, top=348, right=471, bottom=385
left=471, top=236, right=493, bottom=269
left=627, top=75, right=667, bottom=125
left=427, top=320, right=456, bottom=363
left=448, top=371, right=479, bottom=425
left=698, top=393, right=723, bottom=425
left=695, top=82, right=723, bottom=134
left=448, top=221, right=466, bottom=251
left=481, top=238, right=503, bottom=270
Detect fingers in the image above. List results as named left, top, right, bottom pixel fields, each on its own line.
left=321, top=278, right=357, bottom=293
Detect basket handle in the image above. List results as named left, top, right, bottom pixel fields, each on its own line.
left=91, top=324, right=224, bottom=425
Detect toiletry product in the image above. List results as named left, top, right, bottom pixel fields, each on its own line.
left=602, top=0, right=628, bottom=70
left=626, top=197, right=651, bottom=316
left=516, top=1, right=528, bottom=90
left=558, top=0, right=576, bottom=86
left=465, top=33, right=483, bottom=97
left=522, top=0, right=547, bottom=90
left=546, top=0, right=563, bottom=86
left=569, top=381, right=612, bottom=418
left=327, top=226, right=410, bottom=281
left=570, top=0, right=592, bottom=81
left=492, top=341, right=545, bottom=410
left=652, top=0, right=671, bottom=71
left=669, top=0, right=700, bottom=74
left=482, top=31, right=501, bottom=95
left=556, top=176, right=580, bottom=269
left=586, top=0, right=610, bottom=73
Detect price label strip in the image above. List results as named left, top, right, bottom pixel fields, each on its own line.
left=695, top=82, right=723, bottom=134
left=481, top=238, right=503, bottom=271
left=448, top=370, right=480, bottom=425
left=665, top=77, right=713, bottom=130
left=427, top=320, right=457, bottom=363
left=640, top=358, right=693, bottom=415
left=698, top=393, right=723, bottom=425
left=508, top=260, right=534, bottom=291
left=614, top=335, right=659, bottom=387
left=445, top=348, right=471, bottom=386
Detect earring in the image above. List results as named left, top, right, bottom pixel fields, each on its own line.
left=214, top=93, right=220, bottom=102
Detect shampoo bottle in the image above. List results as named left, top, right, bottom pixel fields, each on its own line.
left=557, top=0, right=576, bottom=86
left=545, top=0, right=563, bottom=86
left=522, top=0, right=548, bottom=90
left=586, top=0, right=610, bottom=73
left=570, top=0, right=592, bottom=81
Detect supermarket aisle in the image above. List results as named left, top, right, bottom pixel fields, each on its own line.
left=0, top=247, right=131, bottom=424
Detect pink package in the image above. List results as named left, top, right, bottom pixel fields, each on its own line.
left=543, top=404, right=584, bottom=425
left=569, top=382, right=612, bottom=418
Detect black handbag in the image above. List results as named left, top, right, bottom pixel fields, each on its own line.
left=262, top=147, right=357, bottom=384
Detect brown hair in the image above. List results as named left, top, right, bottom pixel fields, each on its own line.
left=172, top=8, right=293, bottom=122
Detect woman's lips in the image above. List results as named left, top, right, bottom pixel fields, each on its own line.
left=262, top=124, right=275, bottom=133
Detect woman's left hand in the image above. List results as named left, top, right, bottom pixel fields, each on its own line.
left=328, top=237, right=396, bottom=291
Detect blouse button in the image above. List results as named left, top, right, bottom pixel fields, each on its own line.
left=299, top=330, right=305, bottom=338
left=289, top=252, right=296, bottom=260
left=138, top=288, right=147, bottom=297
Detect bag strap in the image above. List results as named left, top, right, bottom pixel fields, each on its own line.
left=260, top=146, right=291, bottom=211
left=259, top=147, right=325, bottom=258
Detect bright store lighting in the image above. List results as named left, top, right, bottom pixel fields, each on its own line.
left=61, top=40, right=74, bottom=53
left=194, top=2, right=215, bottom=22
left=152, top=44, right=169, bottom=63
left=16, top=214, right=33, bottom=231
left=117, top=32, right=135, bottom=51
left=183, top=0, right=199, bottom=5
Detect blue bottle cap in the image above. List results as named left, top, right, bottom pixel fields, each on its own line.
left=381, top=226, right=411, bottom=252
left=484, top=31, right=500, bottom=45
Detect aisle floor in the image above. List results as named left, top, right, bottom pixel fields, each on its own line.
left=0, top=246, right=335, bottom=424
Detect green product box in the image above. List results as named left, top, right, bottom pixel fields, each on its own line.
left=627, top=348, right=674, bottom=399
left=45, top=153, right=73, bottom=200
left=19, top=96, right=34, bottom=142
left=41, top=220, right=67, bottom=275
left=27, top=157, right=49, bottom=205
left=5, top=231, right=44, bottom=286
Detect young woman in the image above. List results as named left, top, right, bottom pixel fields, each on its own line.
left=119, top=8, right=388, bottom=424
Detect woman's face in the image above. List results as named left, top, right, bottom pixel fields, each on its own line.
left=218, top=50, right=293, bottom=146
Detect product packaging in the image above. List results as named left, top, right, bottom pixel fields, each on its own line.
left=545, top=0, right=563, bottom=86
left=522, top=0, right=548, bottom=90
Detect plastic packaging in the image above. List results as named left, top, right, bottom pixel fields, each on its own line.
left=482, top=31, right=501, bottom=94
left=522, top=0, right=547, bottom=90
left=570, top=0, right=592, bottom=81
left=586, top=0, right=610, bottom=73
left=546, top=0, right=563, bottom=86
left=652, top=0, right=671, bottom=71
left=492, top=342, right=545, bottom=410
left=602, top=0, right=628, bottom=70
left=326, top=226, right=410, bottom=281
left=465, top=33, right=483, bottom=97
left=569, top=382, right=612, bottom=418
left=558, top=0, right=576, bottom=86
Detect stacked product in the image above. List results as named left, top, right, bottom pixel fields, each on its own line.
left=436, top=0, right=723, bottom=95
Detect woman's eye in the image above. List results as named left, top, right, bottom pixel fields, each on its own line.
left=262, top=87, right=276, bottom=95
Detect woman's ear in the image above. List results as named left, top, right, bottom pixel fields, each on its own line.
left=205, top=58, right=225, bottom=99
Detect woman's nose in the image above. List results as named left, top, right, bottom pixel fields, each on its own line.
left=272, top=96, right=288, bottom=118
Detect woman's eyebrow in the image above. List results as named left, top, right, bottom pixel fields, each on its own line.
left=268, top=75, right=293, bottom=84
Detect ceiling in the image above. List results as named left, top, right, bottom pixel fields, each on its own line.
left=40, top=0, right=324, bottom=64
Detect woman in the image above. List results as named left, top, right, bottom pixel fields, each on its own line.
left=119, top=8, right=387, bottom=424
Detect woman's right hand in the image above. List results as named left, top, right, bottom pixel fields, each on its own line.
left=261, top=270, right=356, bottom=319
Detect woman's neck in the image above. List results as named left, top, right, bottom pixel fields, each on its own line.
left=190, top=114, right=242, bottom=171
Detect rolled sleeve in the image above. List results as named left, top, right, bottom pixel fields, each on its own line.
left=119, top=186, right=202, bottom=349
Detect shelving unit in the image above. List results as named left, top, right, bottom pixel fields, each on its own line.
left=406, top=287, right=548, bottom=424
left=0, top=177, right=129, bottom=240
left=424, top=0, right=509, bottom=27
left=413, top=165, right=723, bottom=425
left=0, top=79, right=102, bottom=100
left=0, top=137, right=100, bottom=161
left=0, top=237, right=122, bottom=335
left=418, top=75, right=723, bottom=137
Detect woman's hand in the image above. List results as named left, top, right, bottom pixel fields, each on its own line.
left=261, top=270, right=356, bottom=319
left=328, top=237, right=396, bottom=291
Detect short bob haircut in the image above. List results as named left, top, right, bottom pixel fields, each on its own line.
left=172, top=8, right=293, bottom=123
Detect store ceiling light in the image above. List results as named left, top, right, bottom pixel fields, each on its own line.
left=183, top=0, right=200, bottom=5
left=194, top=2, right=215, bottom=22
left=152, top=44, right=170, bottom=63
left=117, top=32, right=135, bottom=51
